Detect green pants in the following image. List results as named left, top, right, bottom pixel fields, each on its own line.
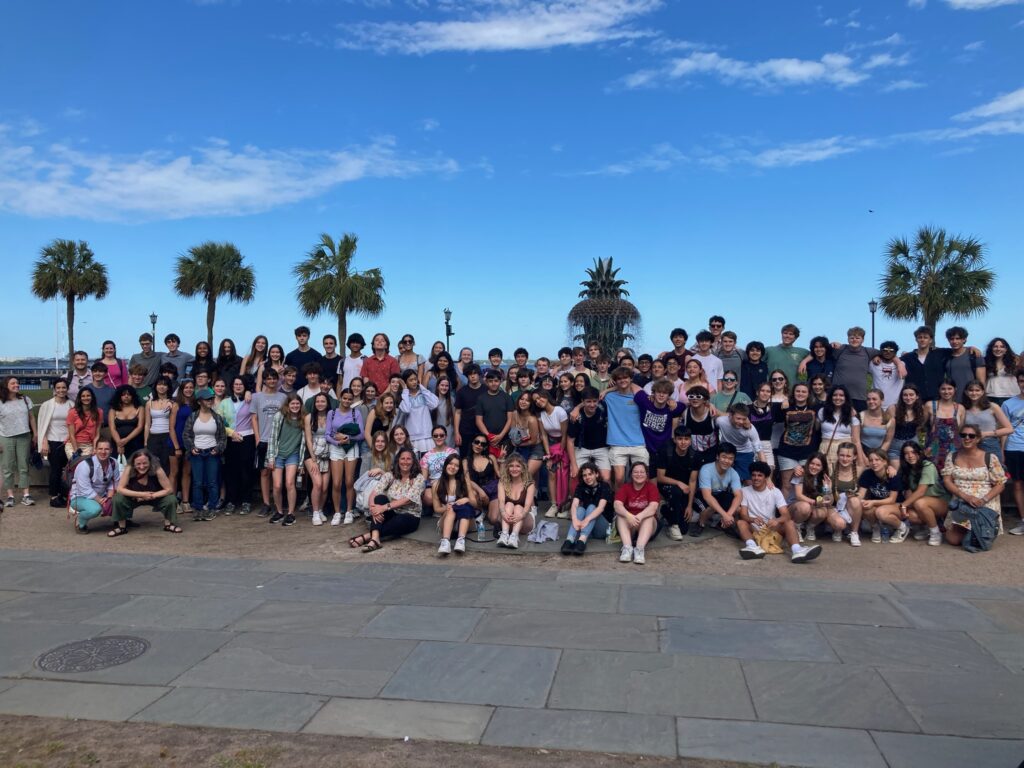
left=112, top=493, right=178, bottom=524
left=0, top=433, right=31, bottom=489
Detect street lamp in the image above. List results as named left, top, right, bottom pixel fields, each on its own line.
left=868, top=300, right=878, bottom=348
left=149, top=312, right=158, bottom=339
left=443, top=308, right=453, bottom=351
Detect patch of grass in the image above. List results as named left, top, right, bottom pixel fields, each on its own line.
left=43, top=741, right=65, bottom=755
left=213, top=747, right=281, bottom=768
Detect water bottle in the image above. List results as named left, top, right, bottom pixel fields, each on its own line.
left=881, top=525, right=891, bottom=543
left=821, top=481, right=833, bottom=506
left=476, top=518, right=486, bottom=542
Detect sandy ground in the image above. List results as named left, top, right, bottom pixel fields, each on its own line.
left=0, top=716, right=747, bottom=768
left=1, top=501, right=1021, bottom=586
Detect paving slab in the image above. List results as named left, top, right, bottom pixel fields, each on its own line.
left=2, top=563, right=150, bottom=594
left=970, top=631, right=1024, bottom=672
left=620, top=585, right=748, bottom=619
left=774, top=576, right=899, bottom=595
left=880, top=668, right=1024, bottom=738
left=0, top=679, right=168, bottom=720
left=68, top=552, right=175, bottom=568
left=254, top=560, right=360, bottom=575
left=675, top=717, right=886, bottom=768
left=228, top=601, right=381, bottom=636
left=549, top=649, right=755, bottom=720
left=172, top=631, right=416, bottom=698
left=661, top=617, right=838, bottom=662
left=0, top=679, right=16, bottom=695
left=470, top=608, right=658, bottom=652
left=83, top=595, right=265, bottom=631
left=359, top=605, right=484, bottom=642
left=376, top=575, right=489, bottom=608
left=0, top=622, right=105, bottom=677
left=0, top=590, right=24, bottom=604
left=256, top=573, right=396, bottom=604
left=888, top=596, right=1006, bottom=632
left=0, top=560, right=55, bottom=589
left=304, top=697, right=492, bottom=743
left=446, top=564, right=557, bottom=581
left=555, top=569, right=665, bottom=586
left=871, top=730, right=1024, bottom=768
left=819, top=624, right=1005, bottom=672
left=483, top=706, right=677, bottom=757
left=132, top=687, right=327, bottom=732
left=0, top=549, right=73, bottom=563
left=970, top=598, right=1024, bottom=633
left=893, top=581, right=1023, bottom=600
left=0, top=592, right=132, bottom=623
left=739, top=589, right=909, bottom=626
left=157, top=556, right=271, bottom=571
left=348, top=562, right=452, bottom=579
left=475, top=580, right=618, bottom=614
left=742, top=660, right=920, bottom=732
left=382, top=640, right=559, bottom=708
left=103, top=567, right=281, bottom=598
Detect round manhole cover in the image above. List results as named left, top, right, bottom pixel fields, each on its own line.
left=35, top=636, right=150, bottom=673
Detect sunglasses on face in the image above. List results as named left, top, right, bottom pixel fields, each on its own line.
left=432, top=433, right=446, bottom=439
left=722, top=378, right=737, bottom=383
left=687, top=394, right=705, bottom=400
left=959, top=432, right=979, bottom=440
left=472, top=440, right=487, bottom=446
left=771, top=377, right=784, bottom=382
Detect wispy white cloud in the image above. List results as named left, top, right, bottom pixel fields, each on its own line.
left=0, top=136, right=458, bottom=221
left=963, top=39, right=985, bottom=50
left=338, top=0, right=662, bottom=54
left=954, top=85, right=1024, bottom=119
left=863, top=51, right=911, bottom=69
left=944, top=0, right=1022, bottom=8
left=882, top=78, right=926, bottom=91
left=418, top=117, right=441, bottom=131
left=582, top=142, right=686, bottom=175
left=908, top=0, right=926, bottom=7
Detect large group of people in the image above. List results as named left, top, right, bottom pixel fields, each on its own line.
left=1, top=317, right=1020, bottom=564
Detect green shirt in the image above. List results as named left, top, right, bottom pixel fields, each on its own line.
left=711, top=390, right=751, bottom=412
left=276, top=418, right=304, bottom=459
left=765, top=344, right=809, bottom=384
left=918, top=461, right=949, bottom=499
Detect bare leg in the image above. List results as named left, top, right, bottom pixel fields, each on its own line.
left=330, top=460, right=344, bottom=513
left=284, top=465, right=297, bottom=513
left=344, top=460, right=358, bottom=512
left=272, top=468, right=284, bottom=513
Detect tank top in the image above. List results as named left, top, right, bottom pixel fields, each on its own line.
left=114, top=411, right=140, bottom=439
left=964, top=407, right=997, bottom=436
left=926, top=402, right=961, bottom=470
left=894, top=418, right=919, bottom=441
left=469, top=458, right=496, bottom=487
left=860, top=422, right=889, bottom=450
left=192, top=414, right=218, bottom=449
left=46, top=401, right=71, bottom=442
left=833, top=472, right=858, bottom=496
left=127, top=472, right=155, bottom=493
left=684, top=408, right=718, bottom=458
left=150, top=403, right=171, bottom=434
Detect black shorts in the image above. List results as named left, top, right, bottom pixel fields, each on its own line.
left=256, top=441, right=269, bottom=470
left=1004, top=450, right=1024, bottom=481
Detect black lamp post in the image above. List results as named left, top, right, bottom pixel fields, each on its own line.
left=443, top=308, right=453, bottom=351
left=868, top=300, right=878, bottom=348
left=150, top=312, right=158, bottom=339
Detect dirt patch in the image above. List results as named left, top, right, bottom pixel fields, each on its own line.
left=1, top=503, right=1021, bottom=586
left=0, top=715, right=748, bottom=768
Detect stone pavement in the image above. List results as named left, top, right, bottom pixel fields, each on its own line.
left=0, top=547, right=1022, bottom=768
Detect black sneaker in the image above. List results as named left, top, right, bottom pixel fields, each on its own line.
left=560, top=539, right=575, bottom=556
left=282, top=514, right=297, bottom=527
left=269, top=511, right=284, bottom=524
left=688, top=522, right=704, bottom=538
left=573, top=539, right=587, bottom=556
left=257, top=504, right=272, bottom=518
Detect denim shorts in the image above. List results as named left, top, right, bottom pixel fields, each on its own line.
left=274, top=452, right=301, bottom=469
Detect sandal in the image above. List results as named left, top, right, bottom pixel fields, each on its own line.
left=361, top=539, right=382, bottom=553
left=163, top=524, right=183, bottom=534
left=108, top=526, right=129, bottom=537
left=349, top=533, right=372, bottom=549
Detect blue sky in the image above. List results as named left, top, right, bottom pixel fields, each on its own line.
left=1, top=0, right=1022, bottom=361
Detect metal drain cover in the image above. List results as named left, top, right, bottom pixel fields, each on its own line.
left=35, top=636, right=150, bottom=673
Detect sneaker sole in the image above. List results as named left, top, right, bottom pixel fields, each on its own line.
left=739, top=549, right=764, bottom=560
left=793, top=545, right=823, bottom=563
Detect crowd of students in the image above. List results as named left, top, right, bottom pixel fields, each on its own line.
left=1, top=316, right=1020, bottom=564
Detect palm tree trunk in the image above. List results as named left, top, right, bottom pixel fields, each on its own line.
left=337, top=312, right=347, bottom=350
left=206, top=296, right=216, bottom=348
left=66, top=295, right=75, bottom=359
left=923, top=310, right=940, bottom=335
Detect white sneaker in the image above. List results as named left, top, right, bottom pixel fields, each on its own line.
left=668, top=524, right=684, bottom=541
left=1009, top=521, right=1024, bottom=536
left=508, top=532, right=520, bottom=549
left=928, top=529, right=942, bottom=547
left=619, top=545, right=634, bottom=563
left=633, top=547, right=646, bottom=565
left=890, top=521, right=910, bottom=544
left=496, top=530, right=510, bottom=548
left=331, top=512, right=342, bottom=526
left=740, top=542, right=766, bottom=560
left=556, top=507, right=570, bottom=519
left=832, top=530, right=843, bottom=543
left=805, top=524, right=816, bottom=542
left=912, top=527, right=929, bottom=541
left=544, top=505, right=557, bottom=518
left=849, top=531, right=861, bottom=547
left=437, top=538, right=451, bottom=556
left=312, top=511, right=324, bottom=526
left=342, top=511, right=355, bottom=525
left=871, top=525, right=882, bottom=544
left=791, top=544, right=822, bottom=563
left=453, top=537, right=466, bottom=554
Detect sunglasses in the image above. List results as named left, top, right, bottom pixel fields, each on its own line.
left=472, top=440, right=488, bottom=446
left=959, top=432, right=979, bottom=440
left=432, top=433, right=446, bottom=439
left=722, top=378, right=737, bottom=383
left=770, top=377, right=784, bottom=382
left=687, top=394, right=705, bottom=400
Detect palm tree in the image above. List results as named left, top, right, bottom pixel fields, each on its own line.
left=173, top=242, right=256, bottom=347
left=567, top=257, right=642, bottom=354
left=877, top=226, right=995, bottom=332
left=31, top=239, right=109, bottom=356
left=293, top=233, right=385, bottom=344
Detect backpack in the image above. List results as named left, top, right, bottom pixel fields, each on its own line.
left=62, top=453, right=100, bottom=495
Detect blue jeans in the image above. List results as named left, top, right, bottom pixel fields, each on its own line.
left=190, top=450, right=220, bottom=510
left=566, top=504, right=609, bottom=542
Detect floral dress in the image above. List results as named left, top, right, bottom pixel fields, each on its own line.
left=926, top=402, right=961, bottom=471
left=942, top=451, right=1007, bottom=531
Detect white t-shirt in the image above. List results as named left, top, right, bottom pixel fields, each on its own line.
left=692, top=353, right=724, bottom=388
left=715, top=415, right=760, bottom=454
left=539, top=406, right=568, bottom=439
left=741, top=485, right=787, bottom=525
left=817, top=408, right=861, bottom=443
left=869, top=360, right=903, bottom=408
left=46, top=401, right=72, bottom=442
left=341, top=356, right=365, bottom=389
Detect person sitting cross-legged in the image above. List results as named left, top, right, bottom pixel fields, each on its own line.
left=737, top=461, right=823, bottom=563
left=110, top=448, right=181, bottom=535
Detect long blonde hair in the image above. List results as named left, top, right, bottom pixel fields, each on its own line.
left=500, top=453, right=533, bottom=495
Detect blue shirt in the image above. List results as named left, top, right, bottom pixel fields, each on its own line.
left=698, top=462, right=742, bottom=492
left=1002, top=396, right=1024, bottom=451
left=604, top=390, right=644, bottom=447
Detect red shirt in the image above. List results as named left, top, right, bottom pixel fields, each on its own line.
left=614, top=481, right=660, bottom=515
left=361, top=354, right=400, bottom=393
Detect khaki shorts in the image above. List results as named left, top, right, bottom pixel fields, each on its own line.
left=574, top=447, right=611, bottom=470
left=608, top=445, right=649, bottom=468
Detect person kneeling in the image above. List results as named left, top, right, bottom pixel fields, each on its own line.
left=737, top=461, right=822, bottom=563
left=110, top=449, right=181, bottom=536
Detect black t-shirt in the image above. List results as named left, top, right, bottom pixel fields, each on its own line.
left=320, top=354, right=341, bottom=385
left=476, top=390, right=514, bottom=434
left=900, top=349, right=950, bottom=402
left=775, top=405, right=818, bottom=461
left=454, top=384, right=485, bottom=435
left=748, top=402, right=782, bottom=441
left=568, top=405, right=608, bottom=450
left=654, top=444, right=699, bottom=485
left=858, top=469, right=902, bottom=500
left=740, top=360, right=769, bottom=400
left=284, top=348, right=324, bottom=389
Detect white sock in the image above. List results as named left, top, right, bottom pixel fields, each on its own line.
left=745, top=539, right=756, bottom=548
left=929, top=526, right=940, bottom=533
